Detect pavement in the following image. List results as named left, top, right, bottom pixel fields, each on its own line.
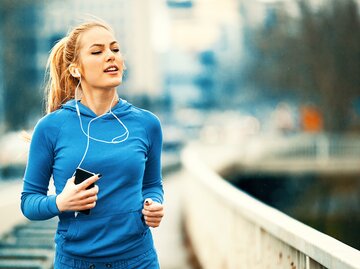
left=152, top=169, right=193, bottom=269
left=0, top=180, right=27, bottom=237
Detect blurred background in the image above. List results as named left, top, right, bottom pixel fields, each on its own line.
left=0, top=0, right=359, bottom=268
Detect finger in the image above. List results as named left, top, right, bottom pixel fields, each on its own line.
left=143, top=211, right=164, bottom=218
left=79, top=195, right=98, bottom=205
left=79, top=174, right=102, bottom=190
left=144, top=203, right=163, bottom=212
left=78, top=201, right=97, bottom=210
left=145, top=221, right=160, bottom=228
left=81, top=185, right=99, bottom=198
left=142, top=209, right=164, bottom=218
left=144, top=216, right=163, bottom=223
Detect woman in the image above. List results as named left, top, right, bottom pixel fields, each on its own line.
left=21, top=20, right=164, bottom=269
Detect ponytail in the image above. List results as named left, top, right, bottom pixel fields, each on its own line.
left=44, top=37, right=77, bottom=113
left=44, top=20, right=113, bottom=114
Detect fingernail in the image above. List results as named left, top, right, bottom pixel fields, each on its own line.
left=98, top=174, right=102, bottom=178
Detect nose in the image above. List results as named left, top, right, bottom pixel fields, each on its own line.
left=105, top=49, right=115, bottom=62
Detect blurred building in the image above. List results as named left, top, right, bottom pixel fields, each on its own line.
left=41, top=0, right=163, bottom=99
left=164, top=0, right=242, bottom=112
left=0, top=1, right=44, bottom=130
left=0, top=17, right=4, bottom=133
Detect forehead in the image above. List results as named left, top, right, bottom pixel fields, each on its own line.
left=78, top=26, right=117, bottom=49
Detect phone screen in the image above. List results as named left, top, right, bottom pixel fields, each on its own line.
left=74, top=167, right=95, bottom=215
left=75, top=168, right=95, bottom=188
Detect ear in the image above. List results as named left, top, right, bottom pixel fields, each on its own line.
left=69, top=64, right=81, bottom=78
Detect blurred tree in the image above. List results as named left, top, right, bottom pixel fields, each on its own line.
left=0, top=0, right=43, bottom=131
left=246, top=0, right=360, bottom=133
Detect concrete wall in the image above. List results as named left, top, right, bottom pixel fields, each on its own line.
left=181, top=143, right=360, bottom=269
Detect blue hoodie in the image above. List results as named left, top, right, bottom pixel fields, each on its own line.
left=21, top=99, right=163, bottom=261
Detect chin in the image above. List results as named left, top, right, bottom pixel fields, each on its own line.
left=106, top=78, right=123, bottom=88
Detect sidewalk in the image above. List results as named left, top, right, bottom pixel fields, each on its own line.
left=152, top=169, right=193, bottom=269
left=0, top=180, right=27, bottom=237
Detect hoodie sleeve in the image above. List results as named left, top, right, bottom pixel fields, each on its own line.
left=21, top=116, right=61, bottom=220
left=142, top=113, right=164, bottom=204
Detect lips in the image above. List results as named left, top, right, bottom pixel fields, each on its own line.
left=104, top=65, right=119, bottom=72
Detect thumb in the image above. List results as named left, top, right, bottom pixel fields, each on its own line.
left=67, top=176, right=75, bottom=184
left=144, top=198, right=153, bottom=206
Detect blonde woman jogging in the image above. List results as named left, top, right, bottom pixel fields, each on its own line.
left=21, top=20, right=164, bottom=269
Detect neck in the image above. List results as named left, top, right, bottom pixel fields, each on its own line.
left=80, top=87, right=118, bottom=116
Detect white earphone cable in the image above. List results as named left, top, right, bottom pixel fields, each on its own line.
left=74, top=76, right=129, bottom=168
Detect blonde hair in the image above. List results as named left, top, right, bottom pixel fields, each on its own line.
left=44, top=20, right=114, bottom=113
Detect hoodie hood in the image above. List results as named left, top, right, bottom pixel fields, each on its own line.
left=61, top=99, right=132, bottom=119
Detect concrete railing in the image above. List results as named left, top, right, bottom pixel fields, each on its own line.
left=181, top=143, right=360, bottom=269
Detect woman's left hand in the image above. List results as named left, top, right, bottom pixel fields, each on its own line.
left=142, top=198, right=164, bottom=228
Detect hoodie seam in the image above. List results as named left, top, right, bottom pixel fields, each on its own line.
left=131, top=110, right=152, bottom=153
left=52, top=110, right=74, bottom=152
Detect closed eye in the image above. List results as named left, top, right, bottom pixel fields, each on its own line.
left=91, top=51, right=102, bottom=55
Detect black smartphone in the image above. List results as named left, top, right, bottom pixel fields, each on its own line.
left=74, top=167, right=96, bottom=215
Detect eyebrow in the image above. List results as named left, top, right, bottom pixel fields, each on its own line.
left=89, top=41, right=119, bottom=49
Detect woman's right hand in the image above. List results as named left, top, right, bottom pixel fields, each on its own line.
left=55, top=174, right=101, bottom=212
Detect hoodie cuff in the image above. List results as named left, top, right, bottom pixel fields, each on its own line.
left=152, top=198, right=162, bottom=204
left=48, top=195, right=61, bottom=216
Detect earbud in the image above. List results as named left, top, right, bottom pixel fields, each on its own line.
left=75, top=68, right=81, bottom=77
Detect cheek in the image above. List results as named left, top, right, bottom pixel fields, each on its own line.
left=82, top=60, right=103, bottom=79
